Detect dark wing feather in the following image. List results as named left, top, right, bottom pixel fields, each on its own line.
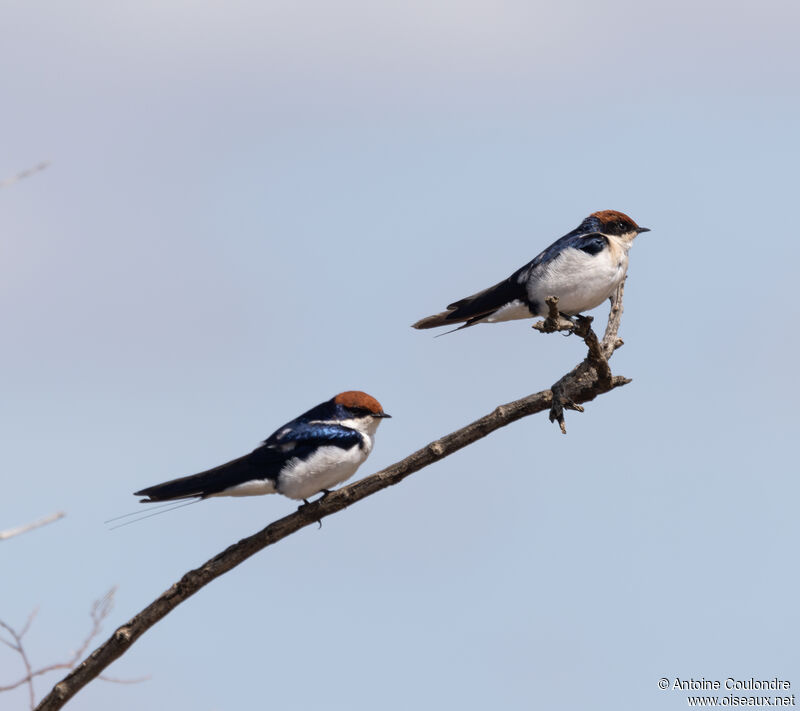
left=134, top=423, right=362, bottom=502
left=566, top=233, right=607, bottom=256
left=411, top=269, right=528, bottom=330
left=523, top=229, right=607, bottom=269
left=134, top=452, right=277, bottom=501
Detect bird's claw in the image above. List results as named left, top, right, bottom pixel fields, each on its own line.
left=297, top=490, right=331, bottom=528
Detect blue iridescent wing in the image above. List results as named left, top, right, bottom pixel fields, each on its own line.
left=262, top=421, right=362, bottom=455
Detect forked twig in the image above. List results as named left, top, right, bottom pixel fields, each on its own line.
left=1, top=589, right=148, bottom=709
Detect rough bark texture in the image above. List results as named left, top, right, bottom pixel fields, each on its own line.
left=35, top=284, right=631, bottom=711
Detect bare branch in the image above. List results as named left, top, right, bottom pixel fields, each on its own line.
left=0, top=161, right=50, bottom=190
left=531, top=295, right=577, bottom=333
left=97, top=674, right=151, bottom=685
left=1, top=614, right=40, bottom=709
left=1, top=588, right=145, bottom=707
left=1, top=512, right=65, bottom=541
left=532, top=284, right=630, bottom=433
left=35, top=286, right=632, bottom=711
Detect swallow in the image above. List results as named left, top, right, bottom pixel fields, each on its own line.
left=134, top=391, right=390, bottom=505
left=412, top=210, right=650, bottom=333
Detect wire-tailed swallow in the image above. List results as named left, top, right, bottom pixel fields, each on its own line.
left=412, top=210, right=650, bottom=333
left=134, top=391, right=390, bottom=504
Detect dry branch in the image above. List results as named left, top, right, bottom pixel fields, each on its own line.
left=1, top=589, right=145, bottom=710
left=0, top=161, right=50, bottom=190
left=35, top=283, right=631, bottom=711
left=1, top=512, right=65, bottom=541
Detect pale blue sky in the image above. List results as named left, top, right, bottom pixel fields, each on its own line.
left=2, top=1, right=799, bottom=709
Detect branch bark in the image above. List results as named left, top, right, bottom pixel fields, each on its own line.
left=35, top=284, right=631, bottom=711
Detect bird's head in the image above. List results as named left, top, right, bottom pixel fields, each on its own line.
left=332, top=391, right=391, bottom=422
left=585, top=210, right=650, bottom=241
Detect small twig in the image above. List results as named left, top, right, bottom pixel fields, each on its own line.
left=0, top=614, right=39, bottom=709
left=1, top=512, right=65, bottom=541
left=1, top=588, right=145, bottom=708
left=97, top=674, right=151, bottom=684
left=600, top=281, right=627, bottom=358
left=0, top=161, right=50, bottom=190
left=572, top=316, right=612, bottom=385
left=531, top=296, right=576, bottom=333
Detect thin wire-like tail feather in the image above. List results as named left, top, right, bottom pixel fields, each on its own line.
left=104, top=500, right=192, bottom=524
left=108, top=500, right=202, bottom=530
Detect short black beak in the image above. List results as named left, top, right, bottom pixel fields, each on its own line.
left=637, top=227, right=651, bottom=234
left=375, top=412, right=392, bottom=418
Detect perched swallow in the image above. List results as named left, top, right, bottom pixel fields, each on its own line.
left=412, top=210, right=650, bottom=332
left=134, top=391, right=390, bottom=504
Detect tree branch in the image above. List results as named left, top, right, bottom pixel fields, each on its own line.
left=35, top=285, right=631, bottom=711
left=0, top=612, right=38, bottom=709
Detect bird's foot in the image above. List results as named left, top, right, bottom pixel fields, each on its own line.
left=297, top=491, right=331, bottom=528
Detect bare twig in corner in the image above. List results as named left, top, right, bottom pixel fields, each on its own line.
left=0, top=611, right=38, bottom=709
left=0, top=512, right=66, bottom=541
left=0, top=589, right=148, bottom=709
left=35, top=284, right=633, bottom=711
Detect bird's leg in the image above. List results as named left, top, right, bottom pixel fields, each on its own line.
left=312, top=490, right=331, bottom=528
left=297, top=491, right=331, bottom=528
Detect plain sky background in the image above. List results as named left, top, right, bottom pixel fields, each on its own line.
left=2, top=1, right=799, bottom=709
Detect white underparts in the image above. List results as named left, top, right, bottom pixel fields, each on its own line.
left=525, top=233, right=632, bottom=316
left=277, top=443, right=368, bottom=500
left=211, top=479, right=278, bottom=497
left=483, top=299, right=533, bottom=323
